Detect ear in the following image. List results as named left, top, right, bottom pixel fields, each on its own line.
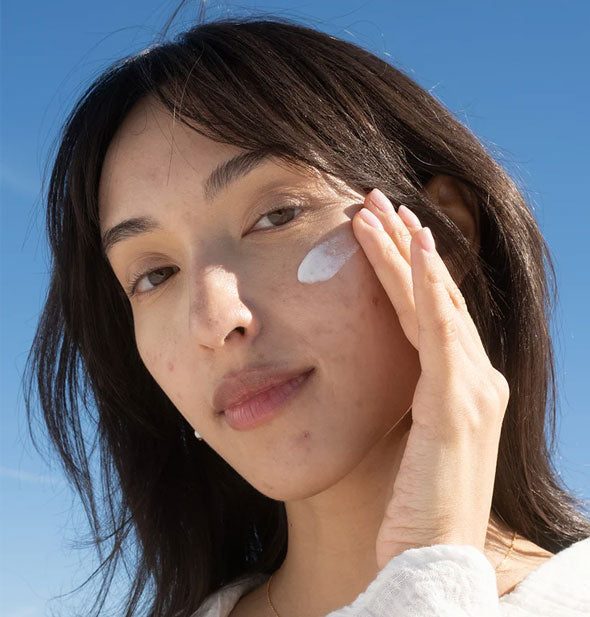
left=419, top=175, right=481, bottom=285
left=420, top=174, right=481, bottom=254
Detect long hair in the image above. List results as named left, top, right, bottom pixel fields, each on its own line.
left=23, top=14, right=590, bottom=617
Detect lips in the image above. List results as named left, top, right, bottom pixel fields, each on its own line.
left=221, top=369, right=314, bottom=431
left=212, top=365, right=315, bottom=413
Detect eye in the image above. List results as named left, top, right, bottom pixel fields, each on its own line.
left=250, top=205, right=302, bottom=232
left=126, top=206, right=303, bottom=298
left=126, top=266, right=177, bottom=298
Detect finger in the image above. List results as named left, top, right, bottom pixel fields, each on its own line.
left=355, top=194, right=486, bottom=364
left=353, top=200, right=480, bottom=360
left=364, top=189, right=413, bottom=266
left=397, top=205, right=487, bottom=361
left=410, top=226, right=471, bottom=377
left=352, top=207, right=419, bottom=349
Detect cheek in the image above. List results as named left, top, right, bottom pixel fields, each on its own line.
left=297, top=234, right=418, bottom=398
left=273, top=248, right=375, bottom=390
left=297, top=227, right=360, bottom=284
left=294, top=228, right=386, bottom=333
left=133, top=316, right=187, bottom=400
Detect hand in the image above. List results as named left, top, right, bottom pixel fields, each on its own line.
left=351, top=189, right=510, bottom=571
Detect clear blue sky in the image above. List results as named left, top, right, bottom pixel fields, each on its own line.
left=2, top=1, right=589, bottom=615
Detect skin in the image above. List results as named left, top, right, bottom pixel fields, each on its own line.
left=98, top=97, right=553, bottom=617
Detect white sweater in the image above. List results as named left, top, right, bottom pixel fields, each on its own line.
left=191, top=537, right=590, bottom=616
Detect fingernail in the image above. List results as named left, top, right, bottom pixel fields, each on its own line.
left=398, top=205, right=422, bottom=229
left=359, top=208, right=384, bottom=230
left=369, top=188, right=393, bottom=214
left=418, top=227, right=435, bottom=253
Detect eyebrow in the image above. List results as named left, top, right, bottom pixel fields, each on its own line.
left=101, top=150, right=270, bottom=256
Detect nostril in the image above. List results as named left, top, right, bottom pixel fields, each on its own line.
left=225, top=326, right=246, bottom=342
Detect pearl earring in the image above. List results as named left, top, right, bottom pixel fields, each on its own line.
left=194, top=429, right=203, bottom=441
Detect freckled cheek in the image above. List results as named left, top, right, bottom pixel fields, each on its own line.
left=135, top=327, right=193, bottom=410
left=134, top=319, right=179, bottom=380
left=266, top=262, right=356, bottom=325
left=305, top=246, right=377, bottom=312
left=284, top=257, right=369, bottom=346
left=343, top=246, right=398, bottom=321
left=300, top=249, right=401, bottom=358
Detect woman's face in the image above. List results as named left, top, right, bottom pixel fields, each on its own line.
left=99, top=97, right=420, bottom=500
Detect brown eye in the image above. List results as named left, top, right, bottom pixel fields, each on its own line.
left=128, top=266, right=177, bottom=297
left=145, top=268, right=171, bottom=286
left=251, top=206, right=302, bottom=231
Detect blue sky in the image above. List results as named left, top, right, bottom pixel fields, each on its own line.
left=1, top=1, right=589, bottom=615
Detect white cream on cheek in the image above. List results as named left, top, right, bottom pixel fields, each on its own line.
left=297, top=226, right=360, bottom=284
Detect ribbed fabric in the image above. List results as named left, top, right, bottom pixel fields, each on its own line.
left=191, top=537, right=590, bottom=617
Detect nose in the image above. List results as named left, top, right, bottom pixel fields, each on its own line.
left=188, top=265, right=258, bottom=349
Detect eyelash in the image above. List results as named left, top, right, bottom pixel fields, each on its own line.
left=125, top=204, right=304, bottom=298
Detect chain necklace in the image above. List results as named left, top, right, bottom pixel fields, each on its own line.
left=265, top=530, right=518, bottom=617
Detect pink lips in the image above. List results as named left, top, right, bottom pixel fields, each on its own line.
left=222, top=369, right=314, bottom=430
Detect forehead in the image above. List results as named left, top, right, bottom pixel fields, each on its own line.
left=97, top=97, right=360, bottom=241
left=98, top=97, right=245, bottom=226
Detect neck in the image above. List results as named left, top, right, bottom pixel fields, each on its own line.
left=268, top=415, right=404, bottom=616
left=265, top=420, right=516, bottom=617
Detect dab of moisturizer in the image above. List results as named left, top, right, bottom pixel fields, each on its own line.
left=297, top=227, right=360, bottom=284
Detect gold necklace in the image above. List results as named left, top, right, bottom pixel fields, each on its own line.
left=265, top=531, right=518, bottom=617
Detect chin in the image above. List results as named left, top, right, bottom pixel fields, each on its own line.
left=240, top=441, right=368, bottom=502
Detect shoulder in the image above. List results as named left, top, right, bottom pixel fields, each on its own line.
left=189, top=574, right=268, bottom=617
left=500, top=536, right=590, bottom=613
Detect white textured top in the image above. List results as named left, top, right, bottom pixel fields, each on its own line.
left=190, top=537, right=590, bottom=617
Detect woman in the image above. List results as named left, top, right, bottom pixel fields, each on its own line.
left=24, top=14, right=590, bottom=617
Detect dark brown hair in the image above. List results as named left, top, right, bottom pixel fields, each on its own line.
left=23, top=12, right=590, bottom=617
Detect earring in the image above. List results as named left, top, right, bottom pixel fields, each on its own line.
left=194, top=429, right=203, bottom=441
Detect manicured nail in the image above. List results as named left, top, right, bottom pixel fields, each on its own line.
left=418, top=227, right=435, bottom=253
left=359, top=208, right=384, bottom=230
left=369, top=188, right=393, bottom=214
left=398, top=205, right=422, bottom=229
